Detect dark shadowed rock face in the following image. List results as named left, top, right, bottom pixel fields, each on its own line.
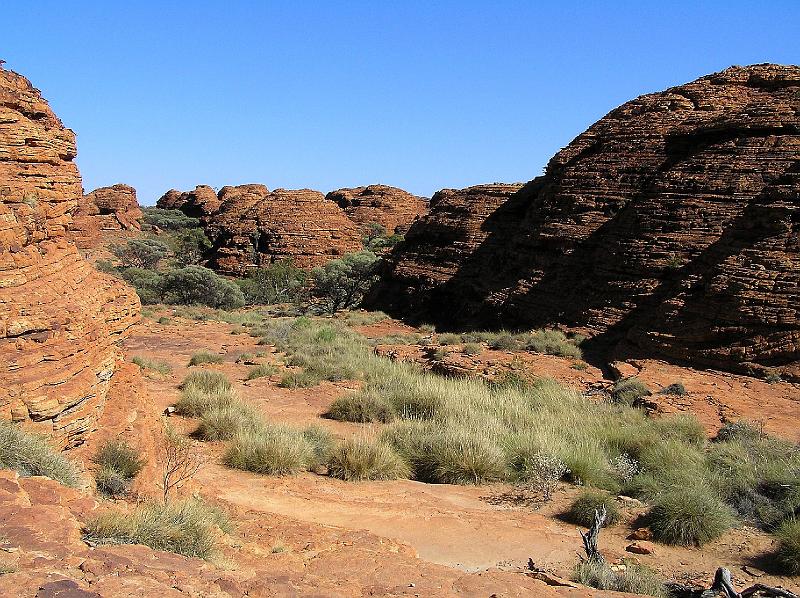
left=204, top=185, right=363, bottom=274
left=369, top=64, right=800, bottom=379
left=71, top=184, right=143, bottom=248
left=0, top=66, right=139, bottom=447
left=326, top=184, right=428, bottom=235
left=157, top=184, right=221, bottom=218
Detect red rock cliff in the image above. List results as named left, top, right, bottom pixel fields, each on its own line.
left=0, top=66, right=140, bottom=447
left=71, top=183, right=143, bottom=248
left=369, top=64, right=800, bottom=379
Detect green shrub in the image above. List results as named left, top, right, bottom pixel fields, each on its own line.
left=311, top=251, right=380, bottom=313
left=94, top=466, right=128, bottom=496
left=224, top=427, right=314, bottom=475
left=236, top=259, right=308, bottom=305
left=141, top=207, right=200, bottom=230
left=119, top=267, right=163, bottom=304
left=462, top=343, right=482, bottom=356
left=245, top=364, right=278, bottom=380
left=326, top=393, right=395, bottom=423
left=170, top=228, right=211, bottom=267
left=327, top=437, right=410, bottom=481
left=158, top=316, right=172, bottom=325
left=647, top=488, right=733, bottom=546
left=438, top=333, right=462, bottom=345
left=160, top=266, right=245, bottom=309
left=571, top=361, right=589, bottom=371
left=0, top=421, right=80, bottom=487
left=132, top=356, right=171, bottom=374
left=188, top=351, right=223, bottom=366
left=488, top=333, right=522, bottom=351
left=776, top=518, right=800, bottom=574
left=111, top=238, right=170, bottom=269
left=83, top=498, right=229, bottom=559
left=573, top=560, right=669, bottom=597
left=610, top=377, right=651, bottom=406
left=660, top=382, right=687, bottom=396
left=564, top=490, right=621, bottom=527
left=302, top=426, right=335, bottom=467
left=279, top=371, right=320, bottom=388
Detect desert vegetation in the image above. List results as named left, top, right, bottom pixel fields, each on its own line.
left=93, top=439, right=146, bottom=496
left=0, top=421, right=80, bottom=487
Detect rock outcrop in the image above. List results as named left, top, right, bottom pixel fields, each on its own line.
left=0, top=66, right=139, bottom=447
left=71, top=184, right=143, bottom=248
left=205, top=185, right=363, bottom=274
left=369, top=64, right=800, bottom=379
left=156, top=184, right=221, bottom=218
left=326, top=184, right=428, bottom=235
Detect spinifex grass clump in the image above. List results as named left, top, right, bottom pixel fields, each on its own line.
left=0, top=421, right=81, bottom=487
left=573, top=560, right=669, bottom=598
left=327, top=437, right=409, bottom=481
left=93, top=439, right=146, bottom=496
left=255, top=315, right=800, bottom=547
left=245, top=363, right=278, bottom=380
left=83, top=498, right=230, bottom=559
left=132, top=355, right=171, bottom=374
left=776, top=518, right=800, bottom=574
left=224, top=426, right=316, bottom=475
left=188, top=351, right=223, bottom=366
left=610, top=377, right=651, bottom=406
left=564, top=490, right=621, bottom=527
left=175, top=371, right=235, bottom=417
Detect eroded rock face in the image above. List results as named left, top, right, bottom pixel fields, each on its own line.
left=205, top=185, right=362, bottom=274
left=71, top=184, right=143, bottom=248
left=326, top=184, right=428, bottom=235
left=370, top=64, right=800, bottom=378
left=0, top=66, right=139, bottom=448
left=156, top=184, right=221, bottom=218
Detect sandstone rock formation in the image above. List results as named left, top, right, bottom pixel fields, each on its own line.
left=326, top=184, right=428, bottom=235
left=205, top=185, right=363, bottom=274
left=71, top=184, right=143, bottom=248
left=369, top=64, right=800, bottom=379
left=156, top=184, right=221, bottom=218
left=0, top=66, right=139, bottom=447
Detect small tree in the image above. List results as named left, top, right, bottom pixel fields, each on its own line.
left=171, top=228, right=212, bottom=266
left=111, top=238, right=170, bottom=269
left=238, top=259, right=308, bottom=305
left=311, top=250, right=380, bottom=313
left=362, top=222, right=403, bottom=252
left=159, top=423, right=203, bottom=504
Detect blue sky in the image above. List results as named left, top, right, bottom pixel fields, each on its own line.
left=4, top=1, right=798, bottom=204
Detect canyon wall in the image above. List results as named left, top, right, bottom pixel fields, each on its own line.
left=0, top=66, right=139, bottom=447
left=326, top=184, right=428, bottom=235
left=369, top=64, right=800, bottom=378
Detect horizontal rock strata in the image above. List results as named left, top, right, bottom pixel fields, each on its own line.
left=326, top=184, right=428, bottom=235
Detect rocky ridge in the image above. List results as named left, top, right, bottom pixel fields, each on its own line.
left=0, top=66, right=139, bottom=447
left=369, top=64, right=800, bottom=379
left=156, top=184, right=221, bottom=219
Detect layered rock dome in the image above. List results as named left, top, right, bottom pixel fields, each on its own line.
left=204, top=185, right=363, bottom=274
left=326, top=184, right=428, bottom=235
left=369, top=64, right=800, bottom=378
left=71, top=183, right=143, bottom=248
left=157, top=184, right=221, bottom=218
left=0, top=66, right=139, bottom=447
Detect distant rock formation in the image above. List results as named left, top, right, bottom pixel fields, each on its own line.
left=0, top=66, right=139, bottom=447
left=369, top=64, right=800, bottom=379
left=71, top=184, right=143, bottom=248
left=204, top=185, right=363, bottom=274
left=326, top=184, right=428, bottom=235
left=157, top=184, right=221, bottom=218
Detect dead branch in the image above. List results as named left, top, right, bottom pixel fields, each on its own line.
left=579, top=505, right=607, bottom=564
left=670, top=568, right=798, bottom=598
left=159, top=421, right=203, bottom=503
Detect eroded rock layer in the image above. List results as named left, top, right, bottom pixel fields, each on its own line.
left=0, top=66, right=139, bottom=447
left=71, top=184, right=143, bottom=248
left=205, top=185, right=363, bottom=274
left=370, top=64, right=800, bottom=378
left=326, top=184, right=428, bottom=235
left=156, top=184, right=222, bottom=218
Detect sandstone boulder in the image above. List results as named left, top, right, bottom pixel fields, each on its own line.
left=326, top=184, right=428, bottom=235
left=369, top=64, right=800, bottom=379
left=156, top=184, right=221, bottom=218
left=0, top=66, right=139, bottom=448
left=70, top=184, right=143, bottom=248
left=205, top=185, right=362, bottom=274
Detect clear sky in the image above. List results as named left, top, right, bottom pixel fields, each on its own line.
left=3, top=1, right=798, bottom=205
